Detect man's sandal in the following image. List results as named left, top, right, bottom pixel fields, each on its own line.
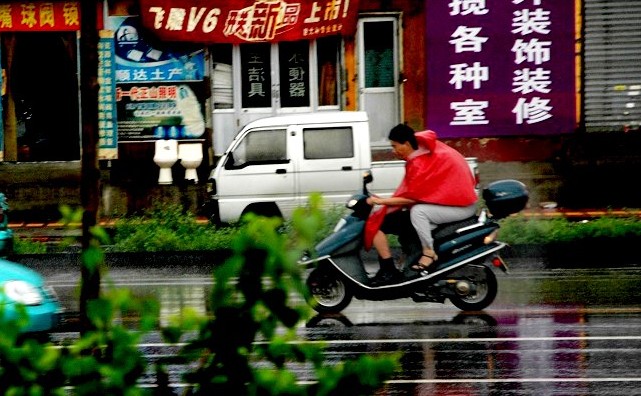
left=411, top=253, right=438, bottom=272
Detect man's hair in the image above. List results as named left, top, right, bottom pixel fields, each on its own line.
left=388, top=124, right=418, bottom=149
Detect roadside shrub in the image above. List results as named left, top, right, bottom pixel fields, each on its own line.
left=499, top=214, right=641, bottom=244
left=13, top=237, right=48, bottom=254
left=10, top=203, right=641, bottom=254
left=112, top=202, right=345, bottom=252
left=281, top=202, right=346, bottom=245
left=112, top=203, right=238, bottom=252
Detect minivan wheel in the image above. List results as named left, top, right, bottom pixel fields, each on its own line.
left=241, top=203, right=282, bottom=220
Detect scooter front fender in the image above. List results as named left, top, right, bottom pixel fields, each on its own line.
left=298, top=255, right=331, bottom=269
left=314, top=220, right=364, bottom=257
left=299, top=254, right=370, bottom=285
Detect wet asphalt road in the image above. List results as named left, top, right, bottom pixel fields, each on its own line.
left=30, top=257, right=641, bottom=395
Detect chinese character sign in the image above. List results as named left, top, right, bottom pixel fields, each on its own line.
left=115, top=83, right=206, bottom=141
left=139, top=0, right=359, bottom=43
left=241, top=44, right=272, bottom=107
left=426, top=0, right=576, bottom=138
left=98, top=30, right=118, bottom=159
left=0, top=1, right=80, bottom=31
left=108, top=16, right=206, bottom=83
left=279, top=41, right=310, bottom=107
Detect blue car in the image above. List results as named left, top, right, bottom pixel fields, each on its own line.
left=0, top=258, right=61, bottom=333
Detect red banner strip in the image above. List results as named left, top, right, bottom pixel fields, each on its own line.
left=139, top=0, right=359, bottom=44
left=0, top=1, right=80, bottom=31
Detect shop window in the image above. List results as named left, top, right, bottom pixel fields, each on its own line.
left=2, top=33, right=80, bottom=162
left=317, top=36, right=340, bottom=106
left=303, top=127, right=353, bottom=159
left=364, top=21, right=395, bottom=88
left=214, top=36, right=341, bottom=113
left=240, top=44, right=272, bottom=108
left=212, top=44, right=233, bottom=110
left=279, top=41, right=310, bottom=107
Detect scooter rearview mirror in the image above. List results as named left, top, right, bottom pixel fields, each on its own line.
left=362, top=170, right=373, bottom=194
left=362, top=171, right=373, bottom=184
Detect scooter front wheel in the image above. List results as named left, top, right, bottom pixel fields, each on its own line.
left=306, top=267, right=353, bottom=313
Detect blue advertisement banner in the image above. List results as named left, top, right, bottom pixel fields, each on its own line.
left=426, top=0, right=577, bottom=138
left=109, top=16, right=205, bottom=83
left=106, top=15, right=207, bottom=143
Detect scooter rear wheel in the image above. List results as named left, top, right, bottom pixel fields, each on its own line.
left=448, top=265, right=498, bottom=311
left=306, top=267, right=353, bottom=313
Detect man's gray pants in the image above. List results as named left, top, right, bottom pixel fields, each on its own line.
left=410, top=203, right=478, bottom=249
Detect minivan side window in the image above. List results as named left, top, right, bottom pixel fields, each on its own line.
left=303, top=127, right=354, bottom=159
left=226, top=129, right=288, bottom=169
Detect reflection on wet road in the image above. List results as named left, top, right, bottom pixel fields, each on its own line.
left=301, top=265, right=641, bottom=395
left=304, top=303, right=641, bottom=395
left=44, top=262, right=641, bottom=395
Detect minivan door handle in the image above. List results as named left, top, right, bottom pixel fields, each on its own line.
left=341, top=166, right=352, bottom=171
left=275, top=168, right=287, bottom=174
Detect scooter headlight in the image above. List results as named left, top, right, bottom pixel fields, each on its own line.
left=346, top=199, right=358, bottom=209
left=333, top=218, right=347, bottom=232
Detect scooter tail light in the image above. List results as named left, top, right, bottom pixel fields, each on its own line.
left=483, top=229, right=499, bottom=244
left=492, top=256, right=510, bottom=273
left=492, top=257, right=503, bottom=267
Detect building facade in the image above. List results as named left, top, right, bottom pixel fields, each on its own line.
left=1, top=0, right=640, bottom=220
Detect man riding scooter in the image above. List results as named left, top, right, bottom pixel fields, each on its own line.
left=365, top=124, right=478, bottom=286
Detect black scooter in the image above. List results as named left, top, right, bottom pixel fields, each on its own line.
left=299, top=172, right=528, bottom=313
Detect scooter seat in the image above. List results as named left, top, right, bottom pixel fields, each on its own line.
left=432, top=216, right=479, bottom=242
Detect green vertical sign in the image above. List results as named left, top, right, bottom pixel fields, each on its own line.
left=98, top=30, right=118, bottom=159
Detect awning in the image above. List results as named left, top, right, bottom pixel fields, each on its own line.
left=139, top=0, right=359, bottom=44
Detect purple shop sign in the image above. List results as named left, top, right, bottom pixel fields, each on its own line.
left=426, top=0, right=576, bottom=138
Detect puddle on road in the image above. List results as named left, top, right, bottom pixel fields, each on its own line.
left=498, top=269, right=641, bottom=307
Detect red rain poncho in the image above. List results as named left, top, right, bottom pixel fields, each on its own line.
left=364, top=130, right=477, bottom=250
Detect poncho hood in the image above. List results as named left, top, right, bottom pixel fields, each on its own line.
left=415, top=130, right=437, bottom=152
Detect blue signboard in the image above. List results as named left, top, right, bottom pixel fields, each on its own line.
left=111, top=16, right=205, bottom=83
left=105, top=15, right=207, bottom=143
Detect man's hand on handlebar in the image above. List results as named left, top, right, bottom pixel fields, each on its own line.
left=367, top=196, right=383, bottom=206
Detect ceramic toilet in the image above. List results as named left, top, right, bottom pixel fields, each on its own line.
left=178, top=142, right=203, bottom=183
left=153, top=139, right=178, bottom=185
